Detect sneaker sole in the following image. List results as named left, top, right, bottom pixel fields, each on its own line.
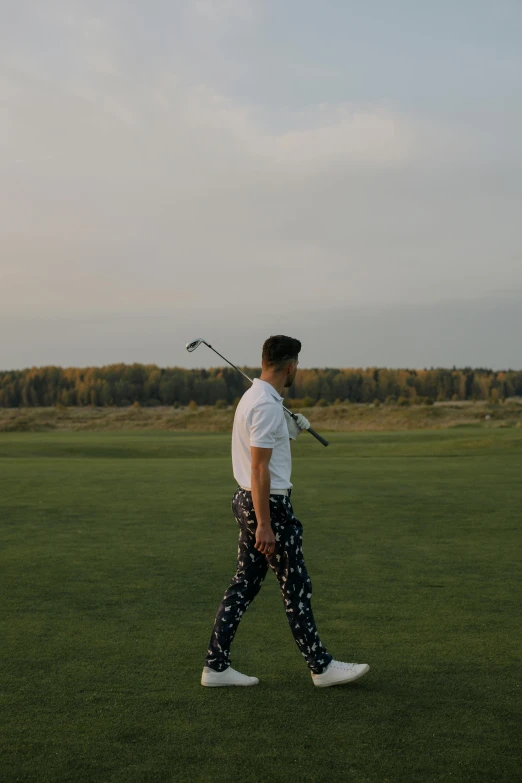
left=201, top=680, right=259, bottom=687
left=313, top=664, right=370, bottom=688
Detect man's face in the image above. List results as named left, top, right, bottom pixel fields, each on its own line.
left=284, top=357, right=299, bottom=387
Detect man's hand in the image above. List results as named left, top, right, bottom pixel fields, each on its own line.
left=255, top=524, right=276, bottom=556
left=284, top=410, right=311, bottom=440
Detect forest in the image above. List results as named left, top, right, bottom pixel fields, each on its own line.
left=1, top=364, right=521, bottom=408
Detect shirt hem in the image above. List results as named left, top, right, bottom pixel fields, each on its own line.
left=236, top=484, right=293, bottom=491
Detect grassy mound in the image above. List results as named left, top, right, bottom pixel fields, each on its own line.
left=1, top=400, right=521, bottom=432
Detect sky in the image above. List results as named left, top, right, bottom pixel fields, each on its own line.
left=1, top=0, right=521, bottom=371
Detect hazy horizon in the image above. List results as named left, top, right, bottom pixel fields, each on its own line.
left=2, top=290, right=521, bottom=373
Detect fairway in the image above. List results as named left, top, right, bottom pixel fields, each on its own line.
left=1, top=429, right=521, bottom=783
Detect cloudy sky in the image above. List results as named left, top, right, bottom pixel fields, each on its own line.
left=1, top=0, right=521, bottom=371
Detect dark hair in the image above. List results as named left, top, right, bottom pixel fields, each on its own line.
left=262, top=335, right=301, bottom=369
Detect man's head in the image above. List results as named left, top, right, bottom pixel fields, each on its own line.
left=262, top=335, right=301, bottom=387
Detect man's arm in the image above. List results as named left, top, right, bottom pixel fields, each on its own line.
left=251, top=446, right=276, bottom=555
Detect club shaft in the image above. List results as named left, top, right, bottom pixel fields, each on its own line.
left=204, top=343, right=253, bottom=384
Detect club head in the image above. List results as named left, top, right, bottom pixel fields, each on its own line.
left=186, top=338, right=207, bottom=353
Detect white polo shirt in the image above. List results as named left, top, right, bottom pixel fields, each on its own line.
left=232, top=378, right=292, bottom=490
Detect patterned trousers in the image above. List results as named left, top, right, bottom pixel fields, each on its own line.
left=205, top=487, right=333, bottom=675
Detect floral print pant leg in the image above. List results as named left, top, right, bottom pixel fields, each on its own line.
left=205, top=487, right=333, bottom=675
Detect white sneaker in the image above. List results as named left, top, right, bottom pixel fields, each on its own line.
left=311, top=660, right=370, bottom=688
left=201, top=666, right=259, bottom=687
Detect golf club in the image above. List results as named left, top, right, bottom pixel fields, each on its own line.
left=186, top=338, right=329, bottom=447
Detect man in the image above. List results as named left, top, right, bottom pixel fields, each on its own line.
left=201, top=335, right=370, bottom=688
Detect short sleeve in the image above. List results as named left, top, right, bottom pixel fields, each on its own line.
left=248, top=402, right=280, bottom=448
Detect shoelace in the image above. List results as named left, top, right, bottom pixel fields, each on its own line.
left=330, top=661, right=357, bottom=671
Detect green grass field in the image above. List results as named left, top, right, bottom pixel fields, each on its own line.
left=1, top=430, right=521, bottom=783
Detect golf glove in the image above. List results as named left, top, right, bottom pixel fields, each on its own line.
left=284, top=410, right=310, bottom=440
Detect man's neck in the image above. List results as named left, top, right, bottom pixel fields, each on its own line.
left=259, top=373, right=285, bottom=397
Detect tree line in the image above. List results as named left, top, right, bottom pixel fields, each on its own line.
left=0, top=364, right=521, bottom=408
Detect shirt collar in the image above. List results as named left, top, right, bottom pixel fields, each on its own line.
left=253, top=378, right=284, bottom=402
